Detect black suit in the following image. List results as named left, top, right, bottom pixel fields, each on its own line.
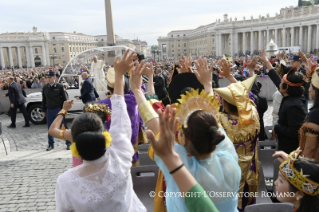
left=79, top=77, right=95, bottom=104
left=6, top=82, right=30, bottom=127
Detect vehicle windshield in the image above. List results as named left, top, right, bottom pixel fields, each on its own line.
left=59, top=45, right=134, bottom=91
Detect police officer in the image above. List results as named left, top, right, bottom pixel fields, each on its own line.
left=42, top=71, right=71, bottom=151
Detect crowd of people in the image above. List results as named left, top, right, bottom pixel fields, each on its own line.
left=33, top=48, right=319, bottom=212
left=2, top=47, right=319, bottom=211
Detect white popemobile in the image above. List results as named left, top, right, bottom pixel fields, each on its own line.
left=25, top=46, right=133, bottom=124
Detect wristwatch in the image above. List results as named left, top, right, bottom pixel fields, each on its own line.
left=58, top=109, right=68, bottom=117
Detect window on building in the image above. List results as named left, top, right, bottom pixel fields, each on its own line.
left=172, top=50, right=174, bottom=53
left=172, top=44, right=174, bottom=48
left=70, top=47, right=72, bottom=52
left=178, top=43, right=180, bottom=47
left=171, top=35, right=173, bottom=37
left=35, top=48, right=38, bottom=54
left=53, top=48, right=57, bottom=53
left=212, top=38, right=215, bottom=44
left=53, top=37, right=55, bottom=39
left=73, top=47, right=75, bottom=52
left=178, top=54, right=181, bottom=56
left=162, top=44, right=167, bottom=53
left=61, top=47, right=65, bottom=53
left=184, top=34, right=186, bottom=36
left=184, top=43, right=186, bottom=47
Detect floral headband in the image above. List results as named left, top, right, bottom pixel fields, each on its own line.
left=279, top=149, right=319, bottom=196
left=84, top=103, right=111, bottom=122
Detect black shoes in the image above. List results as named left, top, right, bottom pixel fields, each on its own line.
left=23, top=125, right=31, bottom=127
left=46, top=145, right=54, bottom=151
left=7, top=125, right=16, bottom=128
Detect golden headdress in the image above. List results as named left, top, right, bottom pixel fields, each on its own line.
left=214, top=75, right=257, bottom=126
left=175, top=89, right=220, bottom=128
left=279, top=149, right=319, bottom=196
left=84, top=103, right=111, bottom=122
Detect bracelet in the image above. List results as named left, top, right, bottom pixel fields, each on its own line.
left=138, top=101, right=159, bottom=124
left=60, top=124, right=66, bottom=140
left=58, top=109, right=67, bottom=116
left=170, top=163, right=184, bottom=174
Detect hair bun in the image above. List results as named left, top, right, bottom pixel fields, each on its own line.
left=208, top=126, right=218, bottom=134
left=209, top=126, right=225, bottom=146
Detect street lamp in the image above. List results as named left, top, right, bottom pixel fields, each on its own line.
left=49, top=53, right=58, bottom=67
left=151, top=49, right=161, bottom=62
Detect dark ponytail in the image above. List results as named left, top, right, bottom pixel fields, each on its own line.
left=184, top=110, right=225, bottom=154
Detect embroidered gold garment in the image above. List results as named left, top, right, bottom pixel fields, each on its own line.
left=219, top=106, right=260, bottom=210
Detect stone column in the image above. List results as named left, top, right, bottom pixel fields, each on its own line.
left=275, top=29, right=278, bottom=44
left=25, top=46, right=30, bottom=68
left=266, top=30, right=270, bottom=44
left=0, top=47, right=5, bottom=68
left=291, top=27, right=295, bottom=46
left=29, top=45, right=35, bottom=68
left=308, top=25, right=312, bottom=52
left=258, top=30, right=262, bottom=49
left=17, top=46, right=22, bottom=68
left=243, top=32, right=246, bottom=54
left=299, top=26, right=303, bottom=47
left=219, top=33, right=222, bottom=56
left=250, top=31, right=254, bottom=53
left=8, top=47, right=13, bottom=68
left=282, top=28, right=287, bottom=47
left=45, top=43, right=50, bottom=66
left=316, top=25, right=319, bottom=49
left=231, top=32, right=235, bottom=56
left=41, top=45, right=47, bottom=66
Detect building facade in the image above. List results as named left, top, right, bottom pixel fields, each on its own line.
left=158, top=5, right=319, bottom=59
left=0, top=27, right=149, bottom=68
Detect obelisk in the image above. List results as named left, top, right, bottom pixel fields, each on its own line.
left=104, top=0, right=116, bottom=64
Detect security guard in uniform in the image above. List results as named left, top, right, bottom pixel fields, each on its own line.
left=42, top=71, right=71, bottom=151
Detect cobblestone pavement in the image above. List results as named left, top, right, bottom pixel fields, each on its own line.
left=0, top=100, right=313, bottom=211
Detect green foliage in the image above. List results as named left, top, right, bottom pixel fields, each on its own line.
left=299, top=0, right=319, bottom=7
left=151, top=45, right=158, bottom=50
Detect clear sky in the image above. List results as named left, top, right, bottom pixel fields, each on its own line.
left=0, top=0, right=299, bottom=45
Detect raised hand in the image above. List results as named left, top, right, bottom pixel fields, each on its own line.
left=62, top=100, right=74, bottom=111
left=247, top=56, right=259, bottom=71
left=298, top=50, right=307, bottom=63
left=130, top=60, right=145, bottom=93
left=176, top=55, right=190, bottom=74
left=147, top=105, right=179, bottom=159
left=113, top=49, right=136, bottom=76
left=219, top=58, right=232, bottom=77
left=193, top=57, right=213, bottom=87
left=258, top=50, right=268, bottom=63
left=186, top=54, right=193, bottom=68
left=141, top=62, right=154, bottom=77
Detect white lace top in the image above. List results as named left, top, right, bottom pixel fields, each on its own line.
left=55, top=95, right=146, bottom=212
